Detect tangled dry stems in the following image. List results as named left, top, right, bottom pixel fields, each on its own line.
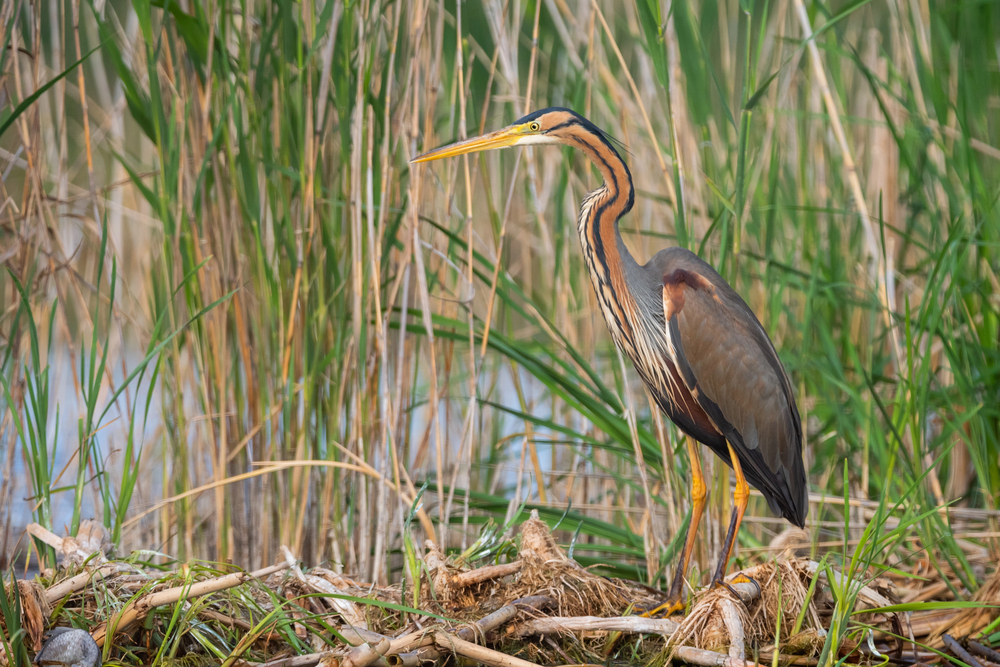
left=3, top=516, right=999, bottom=667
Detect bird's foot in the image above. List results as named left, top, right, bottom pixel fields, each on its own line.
left=712, top=572, right=760, bottom=604
left=640, top=596, right=686, bottom=618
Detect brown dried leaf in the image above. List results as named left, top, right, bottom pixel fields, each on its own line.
left=16, top=580, right=49, bottom=651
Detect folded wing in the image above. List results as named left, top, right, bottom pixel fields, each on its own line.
left=661, top=267, right=807, bottom=526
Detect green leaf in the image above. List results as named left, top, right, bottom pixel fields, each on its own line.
left=0, top=41, right=104, bottom=139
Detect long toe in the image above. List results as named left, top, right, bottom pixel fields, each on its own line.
left=713, top=573, right=760, bottom=605
left=640, top=597, right=686, bottom=618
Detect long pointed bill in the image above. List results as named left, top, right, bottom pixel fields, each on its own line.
left=410, top=128, right=521, bottom=163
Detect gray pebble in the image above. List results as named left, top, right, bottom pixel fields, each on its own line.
left=34, top=628, right=100, bottom=667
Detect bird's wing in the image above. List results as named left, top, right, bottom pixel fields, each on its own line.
left=662, top=268, right=806, bottom=524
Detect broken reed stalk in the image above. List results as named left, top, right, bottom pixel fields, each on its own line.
left=91, top=561, right=291, bottom=647
left=792, top=0, right=903, bottom=372
left=720, top=598, right=746, bottom=660
left=338, top=627, right=397, bottom=647
left=942, top=635, right=986, bottom=667
left=44, top=563, right=132, bottom=605
left=198, top=609, right=258, bottom=632
left=258, top=652, right=354, bottom=667
left=433, top=632, right=544, bottom=667
left=721, top=580, right=761, bottom=604
left=281, top=545, right=367, bottom=629
left=339, top=631, right=434, bottom=667
left=230, top=596, right=555, bottom=667
left=253, top=631, right=433, bottom=667
left=510, top=589, right=766, bottom=667
left=511, top=615, right=680, bottom=637
left=802, top=560, right=894, bottom=611
left=671, top=647, right=763, bottom=667
left=339, top=635, right=393, bottom=667
left=464, top=596, right=554, bottom=635
left=393, top=596, right=554, bottom=666
left=968, top=641, right=1000, bottom=665
left=453, top=560, right=523, bottom=587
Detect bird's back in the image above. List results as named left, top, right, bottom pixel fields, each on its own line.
left=640, top=247, right=808, bottom=527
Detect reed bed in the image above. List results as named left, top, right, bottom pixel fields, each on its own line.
left=3, top=512, right=997, bottom=665
left=0, top=0, right=998, bottom=662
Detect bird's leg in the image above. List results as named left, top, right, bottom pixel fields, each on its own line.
left=648, top=436, right=706, bottom=617
left=712, top=441, right=750, bottom=586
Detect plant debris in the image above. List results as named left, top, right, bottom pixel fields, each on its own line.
left=2, top=513, right=997, bottom=667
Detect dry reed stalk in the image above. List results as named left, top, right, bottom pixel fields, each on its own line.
left=454, top=0, right=480, bottom=552
left=334, top=630, right=435, bottom=667
left=968, top=641, right=1000, bottom=665
left=350, top=11, right=370, bottom=577
left=385, top=84, right=415, bottom=557
left=615, top=342, right=659, bottom=570
left=419, top=0, right=451, bottom=550
left=123, top=459, right=375, bottom=531
left=720, top=597, right=746, bottom=660
left=376, top=0, right=406, bottom=581
left=671, top=646, right=764, bottom=667
left=802, top=560, right=893, bottom=610
left=432, top=631, right=545, bottom=667
left=256, top=652, right=349, bottom=667
left=511, top=615, right=681, bottom=637
left=942, top=634, right=986, bottom=667
left=44, top=563, right=133, bottom=606
left=472, top=3, right=533, bottom=436
left=403, top=0, right=446, bottom=547
left=339, top=636, right=392, bottom=667
left=90, top=561, right=291, bottom=646
left=475, top=148, right=523, bottom=363
left=393, top=596, right=554, bottom=665
left=516, top=0, right=549, bottom=506
left=70, top=0, right=97, bottom=228
left=281, top=545, right=368, bottom=629
left=792, top=0, right=903, bottom=372
left=506, top=359, right=546, bottom=517
left=367, top=103, right=392, bottom=584
left=926, top=568, right=1000, bottom=646
left=337, top=628, right=396, bottom=647
left=192, top=608, right=255, bottom=632
left=247, top=628, right=402, bottom=667
left=589, top=0, right=677, bottom=205
left=453, top=560, right=524, bottom=587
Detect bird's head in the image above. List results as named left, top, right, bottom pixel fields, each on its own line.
left=411, top=107, right=617, bottom=163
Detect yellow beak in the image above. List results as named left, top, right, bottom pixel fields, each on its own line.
left=410, top=127, right=521, bottom=163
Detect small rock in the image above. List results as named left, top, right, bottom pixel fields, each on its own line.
left=33, top=628, right=100, bottom=667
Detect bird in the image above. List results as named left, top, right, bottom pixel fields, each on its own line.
left=411, top=107, right=808, bottom=613
left=34, top=627, right=100, bottom=667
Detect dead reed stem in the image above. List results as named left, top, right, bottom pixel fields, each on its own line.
left=91, top=561, right=291, bottom=646
left=792, top=0, right=903, bottom=372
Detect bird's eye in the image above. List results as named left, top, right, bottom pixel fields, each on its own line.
left=529, top=122, right=540, bottom=131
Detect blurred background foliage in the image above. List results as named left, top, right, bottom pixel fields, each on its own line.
left=0, top=0, right=998, bottom=591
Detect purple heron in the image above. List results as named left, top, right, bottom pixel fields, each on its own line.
left=412, top=108, right=808, bottom=613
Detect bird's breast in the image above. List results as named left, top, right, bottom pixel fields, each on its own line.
left=588, top=271, right=722, bottom=442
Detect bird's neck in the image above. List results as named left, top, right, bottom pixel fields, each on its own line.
left=574, top=141, right=642, bottom=348
left=574, top=137, right=637, bottom=272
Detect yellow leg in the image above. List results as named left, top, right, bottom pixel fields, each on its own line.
left=712, top=441, right=750, bottom=584
left=647, top=437, right=706, bottom=616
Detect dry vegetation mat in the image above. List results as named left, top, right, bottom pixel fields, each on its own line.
left=3, top=513, right=998, bottom=667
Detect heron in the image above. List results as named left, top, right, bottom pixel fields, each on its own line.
left=411, top=107, right=808, bottom=613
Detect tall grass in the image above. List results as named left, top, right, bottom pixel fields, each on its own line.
left=0, top=0, right=997, bottom=618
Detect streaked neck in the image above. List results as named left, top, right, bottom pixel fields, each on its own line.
left=572, top=137, right=640, bottom=349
